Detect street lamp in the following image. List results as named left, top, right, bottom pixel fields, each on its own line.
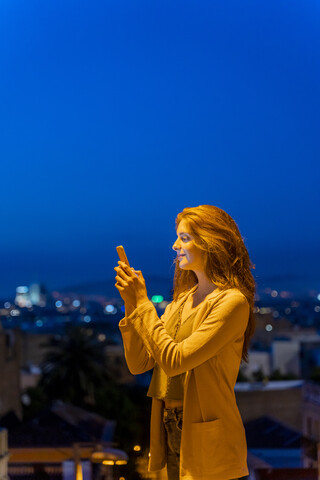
left=91, top=447, right=128, bottom=480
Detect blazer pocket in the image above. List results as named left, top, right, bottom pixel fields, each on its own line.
left=190, top=418, right=225, bottom=474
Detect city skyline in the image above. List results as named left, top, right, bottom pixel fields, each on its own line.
left=1, top=0, right=319, bottom=297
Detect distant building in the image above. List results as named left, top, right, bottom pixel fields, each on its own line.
left=271, top=333, right=320, bottom=378
left=0, top=401, right=127, bottom=480
left=245, top=415, right=303, bottom=469
left=272, top=339, right=301, bottom=377
left=242, top=350, right=272, bottom=379
left=14, top=286, right=30, bottom=308
left=14, top=284, right=47, bottom=308
left=300, top=337, right=320, bottom=378
left=247, top=331, right=320, bottom=380
left=237, top=382, right=319, bottom=480
left=235, top=380, right=304, bottom=431
left=0, top=329, right=21, bottom=419
left=29, top=283, right=47, bottom=307
left=19, top=332, right=52, bottom=368
left=301, top=382, right=320, bottom=468
left=0, top=428, right=8, bottom=480
left=252, top=312, right=293, bottom=348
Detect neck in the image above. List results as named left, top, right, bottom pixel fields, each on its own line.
left=193, top=270, right=218, bottom=297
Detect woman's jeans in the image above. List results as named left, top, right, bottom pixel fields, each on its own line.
left=163, top=407, right=183, bottom=480
left=162, top=406, right=242, bottom=480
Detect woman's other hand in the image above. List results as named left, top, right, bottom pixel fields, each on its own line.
left=114, top=261, right=149, bottom=311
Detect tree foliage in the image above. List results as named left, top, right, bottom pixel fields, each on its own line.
left=22, top=327, right=149, bottom=455
left=39, top=327, right=111, bottom=407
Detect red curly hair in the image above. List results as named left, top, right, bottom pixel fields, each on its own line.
left=173, top=205, right=255, bottom=363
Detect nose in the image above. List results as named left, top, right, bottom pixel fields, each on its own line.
left=172, top=238, right=180, bottom=251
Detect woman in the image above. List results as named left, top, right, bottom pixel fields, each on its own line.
left=115, top=205, right=255, bottom=480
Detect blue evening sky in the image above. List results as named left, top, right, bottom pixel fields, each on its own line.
left=0, top=0, right=319, bottom=297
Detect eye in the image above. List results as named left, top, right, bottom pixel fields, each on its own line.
left=181, top=236, right=190, bottom=242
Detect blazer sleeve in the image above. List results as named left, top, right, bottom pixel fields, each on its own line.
left=126, top=292, right=249, bottom=376
left=119, top=301, right=173, bottom=375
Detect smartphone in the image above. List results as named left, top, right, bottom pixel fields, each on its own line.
left=116, top=245, right=131, bottom=268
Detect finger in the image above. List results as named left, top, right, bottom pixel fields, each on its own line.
left=115, top=279, right=125, bottom=289
left=116, top=261, right=133, bottom=277
left=115, top=275, right=128, bottom=287
left=115, top=277, right=127, bottom=287
left=119, top=261, right=134, bottom=276
left=115, top=267, right=131, bottom=281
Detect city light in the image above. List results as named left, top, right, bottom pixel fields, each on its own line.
left=91, top=449, right=128, bottom=465
left=133, top=445, right=141, bottom=452
left=17, top=286, right=28, bottom=294
left=101, top=459, right=128, bottom=466
left=105, top=304, right=116, bottom=313
left=280, top=291, right=291, bottom=298
left=152, top=295, right=164, bottom=303
left=21, top=393, right=31, bottom=406
left=76, top=464, right=83, bottom=480
left=260, top=307, right=272, bottom=314
left=72, top=299, right=80, bottom=307
left=55, top=301, right=63, bottom=308
left=265, top=324, right=273, bottom=331
left=83, top=315, right=91, bottom=323
left=159, top=300, right=169, bottom=309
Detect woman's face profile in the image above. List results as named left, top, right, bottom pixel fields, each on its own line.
left=172, top=220, right=205, bottom=272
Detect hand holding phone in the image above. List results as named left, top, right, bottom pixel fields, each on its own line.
left=115, top=245, right=148, bottom=310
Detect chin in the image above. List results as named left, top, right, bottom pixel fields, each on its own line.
left=179, top=262, right=192, bottom=270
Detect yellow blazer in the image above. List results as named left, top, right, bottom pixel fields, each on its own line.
left=119, top=287, right=249, bottom=480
